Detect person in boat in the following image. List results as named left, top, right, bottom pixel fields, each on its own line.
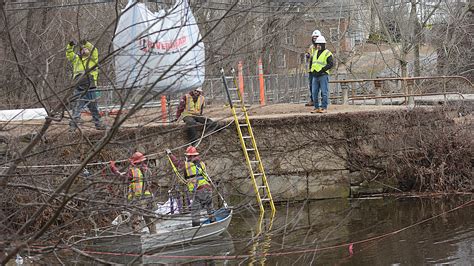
left=166, top=146, right=215, bottom=227
left=110, top=151, right=157, bottom=234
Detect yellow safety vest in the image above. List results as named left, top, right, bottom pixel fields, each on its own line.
left=128, top=167, right=152, bottom=200
left=311, top=49, right=332, bottom=74
left=184, top=161, right=210, bottom=192
left=181, top=94, right=204, bottom=117
left=307, top=45, right=316, bottom=72
left=66, top=42, right=99, bottom=83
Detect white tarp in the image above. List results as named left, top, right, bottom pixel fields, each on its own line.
left=113, top=0, right=205, bottom=92
left=0, top=108, right=47, bottom=121
left=155, top=198, right=181, bottom=215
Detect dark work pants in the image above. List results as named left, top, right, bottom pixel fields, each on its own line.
left=130, top=196, right=157, bottom=234
left=70, top=75, right=102, bottom=128
left=183, top=116, right=218, bottom=145
left=191, top=188, right=214, bottom=227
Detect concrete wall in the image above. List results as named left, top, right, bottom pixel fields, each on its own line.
left=9, top=106, right=470, bottom=203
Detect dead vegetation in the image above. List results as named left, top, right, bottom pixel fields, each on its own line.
left=343, top=104, right=473, bottom=192
left=1, top=0, right=473, bottom=263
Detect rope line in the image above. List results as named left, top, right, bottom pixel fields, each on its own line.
left=22, top=199, right=472, bottom=261
left=0, top=117, right=237, bottom=169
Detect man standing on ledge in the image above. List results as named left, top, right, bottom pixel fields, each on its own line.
left=310, top=35, right=334, bottom=113
left=305, top=29, right=321, bottom=106
left=66, top=39, right=106, bottom=131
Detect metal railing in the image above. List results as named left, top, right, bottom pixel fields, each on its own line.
left=337, top=75, right=473, bottom=106
left=94, top=74, right=473, bottom=119
left=203, top=74, right=473, bottom=106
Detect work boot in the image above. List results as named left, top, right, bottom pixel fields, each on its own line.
left=210, top=216, right=216, bottom=223
left=69, top=120, right=79, bottom=132
left=305, top=101, right=314, bottom=107
left=95, top=123, right=107, bottom=130
left=310, top=108, right=320, bottom=113
left=69, top=118, right=83, bottom=131
left=69, top=125, right=78, bottom=133
left=317, top=109, right=327, bottom=113
left=146, top=223, right=157, bottom=234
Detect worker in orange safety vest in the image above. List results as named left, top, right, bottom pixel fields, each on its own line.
left=110, top=151, right=156, bottom=233
left=175, top=88, right=218, bottom=146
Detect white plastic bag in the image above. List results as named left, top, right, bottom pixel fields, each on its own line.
left=0, top=108, right=47, bottom=121
left=155, top=198, right=180, bottom=215
left=113, top=0, right=205, bottom=92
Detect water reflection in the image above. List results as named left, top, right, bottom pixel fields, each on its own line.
left=90, top=231, right=235, bottom=264
left=247, top=212, right=275, bottom=265
left=34, top=196, right=473, bottom=264
left=231, top=196, right=473, bottom=265
left=143, top=231, right=235, bottom=265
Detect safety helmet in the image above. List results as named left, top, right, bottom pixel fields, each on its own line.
left=315, top=36, right=327, bottom=44
left=195, top=87, right=203, bottom=92
left=185, top=146, right=199, bottom=156
left=129, top=152, right=146, bottom=164
left=312, top=30, right=321, bottom=37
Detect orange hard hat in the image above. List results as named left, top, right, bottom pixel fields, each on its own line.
left=129, top=151, right=146, bottom=164
left=185, top=146, right=199, bottom=156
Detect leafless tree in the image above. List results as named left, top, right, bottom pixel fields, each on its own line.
left=0, top=0, right=472, bottom=264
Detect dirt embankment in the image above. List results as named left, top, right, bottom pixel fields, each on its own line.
left=1, top=103, right=471, bottom=196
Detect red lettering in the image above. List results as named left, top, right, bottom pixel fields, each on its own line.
left=139, top=36, right=188, bottom=53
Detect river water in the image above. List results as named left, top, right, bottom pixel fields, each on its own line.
left=223, top=195, right=474, bottom=265
left=18, top=195, right=473, bottom=265
left=240, top=196, right=474, bottom=265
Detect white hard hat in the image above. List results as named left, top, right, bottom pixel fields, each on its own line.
left=312, top=30, right=321, bottom=37
left=315, top=36, right=326, bottom=44
left=195, top=87, right=203, bottom=92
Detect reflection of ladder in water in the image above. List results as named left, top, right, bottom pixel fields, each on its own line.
left=220, top=68, right=276, bottom=215
left=249, top=212, right=275, bottom=265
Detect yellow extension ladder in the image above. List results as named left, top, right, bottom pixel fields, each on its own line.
left=221, top=68, right=275, bottom=265
left=220, top=68, right=276, bottom=215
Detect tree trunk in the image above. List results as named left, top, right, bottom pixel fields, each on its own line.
left=369, top=0, right=377, bottom=35
left=412, top=1, right=421, bottom=77
left=400, top=52, right=408, bottom=96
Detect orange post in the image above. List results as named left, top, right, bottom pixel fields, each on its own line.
left=161, top=95, right=167, bottom=123
left=258, top=57, right=265, bottom=106
left=238, top=61, right=244, bottom=102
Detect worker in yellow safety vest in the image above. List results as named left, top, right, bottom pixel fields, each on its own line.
left=110, top=152, right=156, bottom=233
left=175, top=88, right=218, bottom=146
left=66, top=39, right=106, bottom=131
left=310, top=35, right=334, bottom=114
left=166, top=146, right=215, bottom=227
left=305, top=29, right=321, bottom=106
